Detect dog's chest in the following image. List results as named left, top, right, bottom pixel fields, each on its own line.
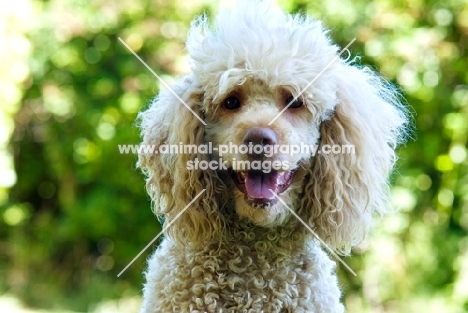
left=142, top=239, right=343, bottom=313
left=173, top=242, right=318, bottom=312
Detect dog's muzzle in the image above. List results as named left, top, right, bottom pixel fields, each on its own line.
left=230, top=127, right=296, bottom=206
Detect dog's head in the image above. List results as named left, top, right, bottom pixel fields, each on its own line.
left=138, top=1, right=408, bottom=252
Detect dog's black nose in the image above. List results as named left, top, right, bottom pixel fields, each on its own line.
left=242, top=127, right=278, bottom=147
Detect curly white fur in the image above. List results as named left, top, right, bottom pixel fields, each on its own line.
left=137, top=1, right=408, bottom=312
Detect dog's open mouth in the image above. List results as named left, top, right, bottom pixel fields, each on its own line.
left=231, top=169, right=295, bottom=206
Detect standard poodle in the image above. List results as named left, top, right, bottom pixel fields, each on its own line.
left=137, top=1, right=408, bottom=312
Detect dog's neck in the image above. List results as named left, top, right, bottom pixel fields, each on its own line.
left=215, top=217, right=311, bottom=257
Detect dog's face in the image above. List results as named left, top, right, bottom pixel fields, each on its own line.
left=204, top=77, right=329, bottom=226
left=185, top=2, right=341, bottom=227
left=138, top=1, right=407, bottom=250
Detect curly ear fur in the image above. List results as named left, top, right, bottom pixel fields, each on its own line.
left=137, top=75, right=225, bottom=246
left=301, top=64, right=408, bottom=254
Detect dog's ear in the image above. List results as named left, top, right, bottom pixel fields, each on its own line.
left=138, top=75, right=224, bottom=246
left=301, top=65, right=408, bottom=254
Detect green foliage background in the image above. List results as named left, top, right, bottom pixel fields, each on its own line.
left=0, top=0, right=467, bottom=312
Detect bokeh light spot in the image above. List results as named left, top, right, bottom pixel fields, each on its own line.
left=96, top=255, right=114, bottom=271
left=85, top=47, right=101, bottom=64
left=3, top=205, right=29, bottom=226
left=443, top=113, right=468, bottom=130
left=97, top=238, right=115, bottom=255
left=438, top=189, right=454, bottom=207
left=73, top=138, right=101, bottom=163
left=416, top=174, right=432, bottom=191
left=392, top=187, right=417, bottom=211
left=119, top=92, right=141, bottom=114
left=452, top=85, right=468, bottom=108
left=97, top=122, right=116, bottom=140
left=449, top=145, right=467, bottom=164
left=94, top=34, right=111, bottom=51
left=434, top=8, right=453, bottom=27
left=125, top=34, right=143, bottom=52
left=435, top=154, right=453, bottom=172
left=423, top=71, right=439, bottom=87
left=92, top=78, right=116, bottom=97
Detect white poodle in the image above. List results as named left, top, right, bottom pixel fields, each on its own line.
left=137, top=1, right=408, bottom=312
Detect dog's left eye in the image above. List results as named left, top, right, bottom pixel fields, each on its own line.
left=285, top=96, right=303, bottom=109
left=224, top=96, right=241, bottom=110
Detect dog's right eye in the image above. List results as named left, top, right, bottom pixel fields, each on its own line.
left=285, top=95, right=303, bottom=109
left=223, top=97, right=241, bottom=110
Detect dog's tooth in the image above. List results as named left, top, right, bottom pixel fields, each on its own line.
left=277, top=171, right=285, bottom=183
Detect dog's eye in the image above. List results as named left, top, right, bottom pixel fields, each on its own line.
left=285, top=96, right=303, bottom=109
left=223, top=96, right=241, bottom=110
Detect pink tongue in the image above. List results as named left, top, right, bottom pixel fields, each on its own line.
left=245, top=172, right=278, bottom=199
